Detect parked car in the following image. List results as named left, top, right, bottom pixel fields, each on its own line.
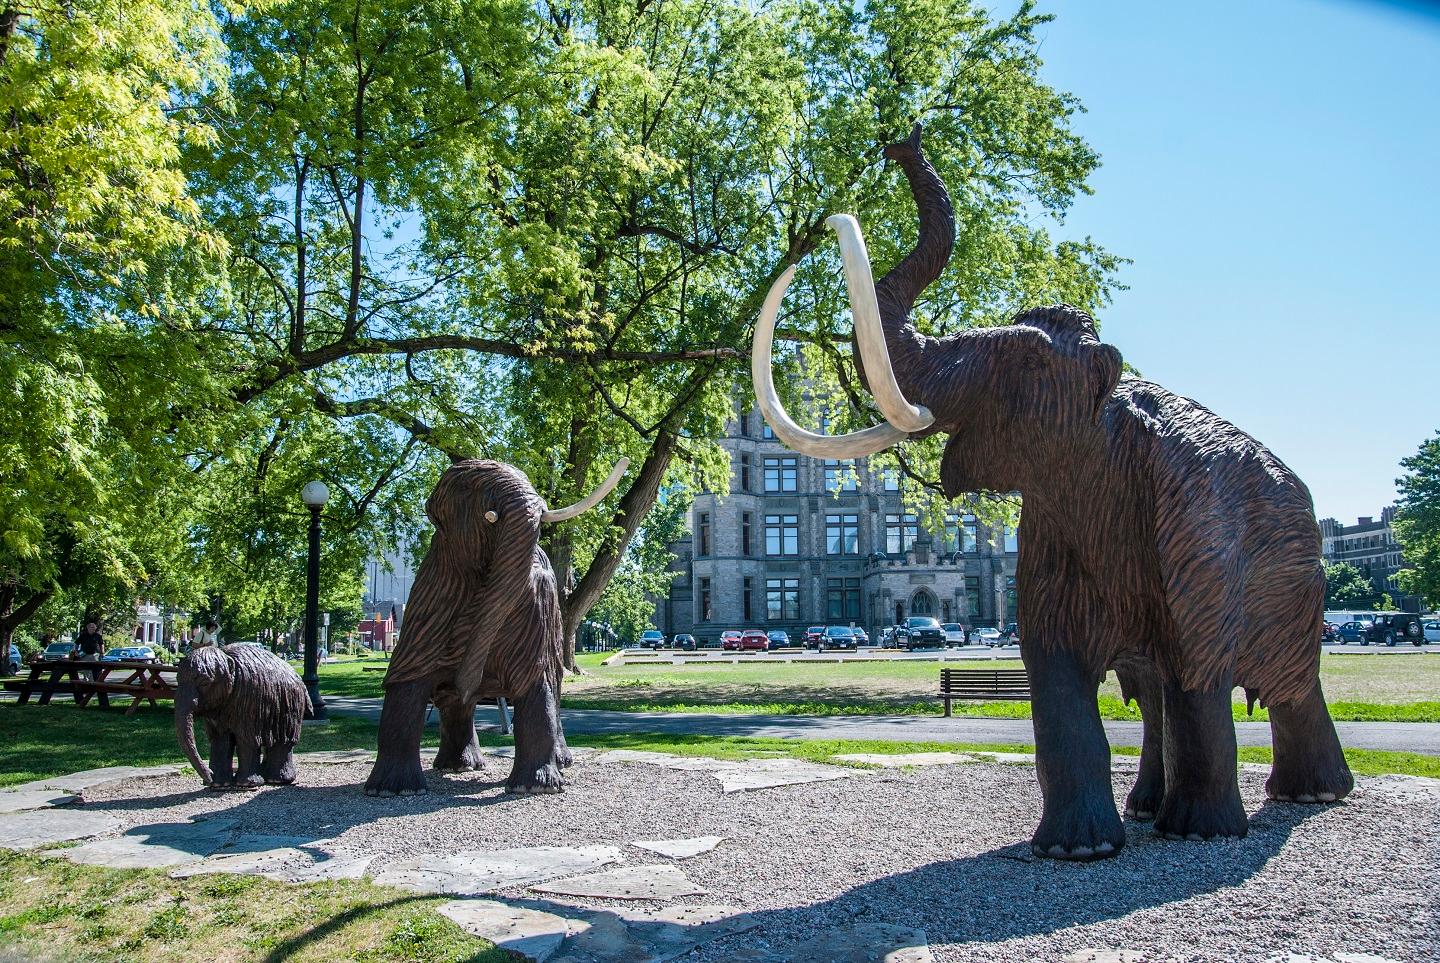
left=974, top=626, right=1003, bottom=645
left=1000, top=622, right=1020, bottom=644
left=101, top=646, right=157, bottom=663
left=5, top=643, right=18, bottom=675
left=766, top=630, right=791, bottom=650
left=638, top=630, right=667, bottom=650
left=879, top=625, right=903, bottom=648
left=896, top=616, right=944, bottom=650
left=720, top=630, right=744, bottom=651
left=1335, top=620, right=1372, bottom=645
left=739, top=629, right=769, bottom=652
left=941, top=623, right=966, bottom=646
left=673, top=633, right=697, bottom=651
left=817, top=625, right=857, bottom=652
left=42, top=641, right=76, bottom=661
left=1425, top=620, right=1440, bottom=643
left=1321, top=621, right=1340, bottom=644
left=1364, top=613, right=1426, bottom=647
left=851, top=627, right=869, bottom=645
left=804, top=626, right=826, bottom=648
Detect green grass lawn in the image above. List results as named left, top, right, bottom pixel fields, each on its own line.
left=314, top=651, right=1440, bottom=722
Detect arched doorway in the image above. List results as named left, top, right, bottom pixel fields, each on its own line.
left=909, top=590, right=937, bottom=618
left=894, top=601, right=904, bottom=624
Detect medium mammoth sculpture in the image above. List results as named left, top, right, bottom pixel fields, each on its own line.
left=752, top=126, right=1352, bottom=860
left=175, top=644, right=310, bottom=789
left=365, top=457, right=627, bottom=797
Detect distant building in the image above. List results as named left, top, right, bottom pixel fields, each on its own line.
left=365, top=548, right=416, bottom=607
left=1319, top=507, right=1420, bottom=611
left=654, top=404, right=1020, bottom=641
left=357, top=609, right=399, bottom=651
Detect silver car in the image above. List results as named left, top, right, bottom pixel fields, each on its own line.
left=941, top=623, right=966, bottom=646
left=1425, top=620, right=1440, bottom=644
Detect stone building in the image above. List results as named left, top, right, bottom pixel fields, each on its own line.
left=1318, top=506, right=1421, bottom=611
left=654, top=405, right=1019, bottom=641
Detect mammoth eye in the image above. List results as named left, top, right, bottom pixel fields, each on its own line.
left=1021, top=352, right=1049, bottom=371
left=484, top=510, right=498, bottom=523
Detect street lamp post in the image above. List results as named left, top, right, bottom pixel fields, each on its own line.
left=301, top=480, right=330, bottom=720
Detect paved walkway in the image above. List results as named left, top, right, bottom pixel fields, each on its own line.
left=322, top=697, right=1440, bottom=755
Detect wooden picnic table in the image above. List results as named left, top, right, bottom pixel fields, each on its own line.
left=9, top=658, right=179, bottom=716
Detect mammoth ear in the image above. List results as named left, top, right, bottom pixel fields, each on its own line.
left=1089, top=342, right=1122, bottom=423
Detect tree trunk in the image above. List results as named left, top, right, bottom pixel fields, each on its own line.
left=0, top=585, right=52, bottom=675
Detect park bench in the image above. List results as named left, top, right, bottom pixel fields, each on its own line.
left=939, top=667, right=1031, bottom=717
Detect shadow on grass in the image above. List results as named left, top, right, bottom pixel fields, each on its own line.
left=257, top=893, right=508, bottom=963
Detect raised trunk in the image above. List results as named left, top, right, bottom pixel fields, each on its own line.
left=174, top=694, right=212, bottom=784
left=870, top=126, right=956, bottom=386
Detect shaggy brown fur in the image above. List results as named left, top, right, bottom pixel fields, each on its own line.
left=175, top=644, right=309, bottom=788
left=366, top=459, right=570, bottom=797
left=848, top=126, right=1351, bottom=859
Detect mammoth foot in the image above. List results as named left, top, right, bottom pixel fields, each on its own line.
left=506, top=761, right=563, bottom=795
left=1032, top=801, right=1125, bottom=861
left=433, top=743, right=486, bottom=773
left=1123, top=780, right=1165, bottom=822
left=365, top=757, right=429, bottom=797
left=1154, top=792, right=1248, bottom=841
left=209, top=775, right=264, bottom=792
left=1266, top=766, right=1353, bottom=804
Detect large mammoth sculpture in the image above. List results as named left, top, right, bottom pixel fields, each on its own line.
left=752, top=126, right=1352, bottom=860
left=365, top=457, right=627, bottom=797
left=175, top=644, right=309, bottom=789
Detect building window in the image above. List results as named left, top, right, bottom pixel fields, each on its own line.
left=823, top=459, right=858, bottom=492
left=767, top=578, right=800, bottom=620
left=763, top=456, right=797, bottom=492
left=885, top=513, right=919, bottom=554
left=762, top=422, right=774, bottom=440
left=826, top=514, right=860, bottom=555
left=699, top=577, right=713, bottom=622
left=1003, top=526, right=1019, bottom=553
left=826, top=577, right=861, bottom=621
left=963, top=517, right=978, bottom=553
left=739, top=453, right=751, bottom=492
left=739, top=406, right=752, bottom=437
left=765, top=514, right=799, bottom=556
left=965, top=576, right=981, bottom=620
left=1005, top=576, right=1018, bottom=620
left=697, top=512, right=711, bottom=557
left=882, top=468, right=900, bottom=492
left=741, top=513, right=753, bottom=556
left=743, top=577, right=754, bottom=622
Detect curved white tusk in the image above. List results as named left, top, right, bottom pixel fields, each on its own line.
left=751, top=265, right=909, bottom=459
left=540, top=457, right=630, bottom=523
left=826, top=214, right=934, bottom=433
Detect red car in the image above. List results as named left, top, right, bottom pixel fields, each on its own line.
left=739, top=630, right=769, bottom=651
left=804, top=625, right=826, bottom=647
left=720, top=630, right=743, bottom=651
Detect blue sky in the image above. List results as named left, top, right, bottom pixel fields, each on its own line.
left=1031, top=0, right=1440, bottom=521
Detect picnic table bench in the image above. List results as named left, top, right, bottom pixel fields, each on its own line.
left=8, top=659, right=178, bottom=716
left=939, top=667, right=1031, bottom=716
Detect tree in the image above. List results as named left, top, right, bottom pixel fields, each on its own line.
left=1324, top=561, right=1376, bottom=609
left=187, top=0, right=1121, bottom=670
left=1394, top=431, right=1440, bottom=608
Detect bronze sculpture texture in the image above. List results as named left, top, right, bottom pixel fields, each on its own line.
left=175, top=643, right=310, bottom=789
left=365, top=457, right=626, bottom=796
left=752, top=126, right=1352, bottom=860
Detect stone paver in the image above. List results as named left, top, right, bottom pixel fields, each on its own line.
left=53, top=818, right=236, bottom=869
left=969, top=751, right=1036, bottom=765
left=630, top=835, right=723, bottom=859
left=713, top=759, right=858, bottom=793
left=1063, top=951, right=1148, bottom=963
left=550, top=903, right=757, bottom=963
left=831, top=752, right=975, bottom=768
left=0, top=808, right=121, bottom=850
left=13, top=764, right=186, bottom=794
left=439, top=900, right=570, bottom=962
left=0, top=788, right=78, bottom=814
left=293, top=749, right=376, bottom=765
left=531, top=864, right=706, bottom=901
left=170, top=835, right=375, bottom=882
left=373, top=845, right=626, bottom=896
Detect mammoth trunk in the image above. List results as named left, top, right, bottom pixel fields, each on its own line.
left=174, top=695, right=211, bottom=784
left=870, top=127, right=956, bottom=383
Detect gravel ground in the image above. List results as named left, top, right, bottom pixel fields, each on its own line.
left=80, top=756, right=1439, bottom=962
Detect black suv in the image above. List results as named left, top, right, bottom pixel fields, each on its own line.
left=1364, top=613, right=1425, bottom=647
left=896, top=616, right=944, bottom=650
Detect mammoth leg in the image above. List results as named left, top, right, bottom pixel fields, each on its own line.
left=1153, top=676, right=1248, bottom=840
left=1026, top=642, right=1125, bottom=861
left=433, top=685, right=485, bottom=773
left=261, top=742, right=298, bottom=785
left=365, top=678, right=432, bottom=797
left=506, top=675, right=564, bottom=795
left=1113, top=658, right=1165, bottom=820
left=233, top=739, right=265, bottom=790
left=205, top=721, right=234, bottom=789
left=1265, top=678, right=1353, bottom=803
left=551, top=678, right=573, bottom=768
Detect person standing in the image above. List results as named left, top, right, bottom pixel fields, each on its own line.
left=191, top=620, right=222, bottom=648
left=74, top=621, right=105, bottom=660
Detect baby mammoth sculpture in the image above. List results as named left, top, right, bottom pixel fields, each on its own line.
left=364, top=457, right=628, bottom=797
left=752, top=125, right=1352, bottom=860
left=175, top=644, right=310, bottom=789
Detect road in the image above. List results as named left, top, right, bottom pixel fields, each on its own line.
left=321, top=697, right=1440, bottom=755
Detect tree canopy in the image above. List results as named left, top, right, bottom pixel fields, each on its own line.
left=1394, top=431, right=1440, bottom=609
